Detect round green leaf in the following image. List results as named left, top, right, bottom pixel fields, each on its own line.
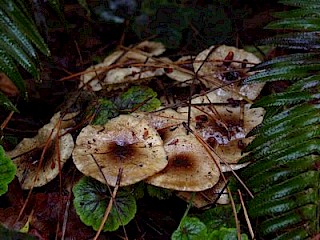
left=73, top=176, right=137, bottom=232
left=0, top=145, right=16, bottom=196
left=208, top=227, right=248, bottom=240
left=92, top=99, right=119, bottom=125
left=115, top=86, right=161, bottom=112
left=171, top=217, right=207, bottom=240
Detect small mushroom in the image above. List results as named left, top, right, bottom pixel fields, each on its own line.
left=193, top=45, right=264, bottom=102
left=146, top=131, right=220, bottom=192
left=7, top=112, right=76, bottom=189
left=72, top=114, right=168, bottom=186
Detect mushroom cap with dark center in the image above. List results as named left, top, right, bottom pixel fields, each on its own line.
left=72, top=114, right=168, bottom=186
left=146, top=133, right=220, bottom=192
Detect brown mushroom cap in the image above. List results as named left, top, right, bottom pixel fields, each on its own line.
left=7, top=112, right=76, bottom=189
left=146, top=132, right=220, bottom=192
left=193, top=45, right=264, bottom=102
left=72, top=114, right=168, bottom=186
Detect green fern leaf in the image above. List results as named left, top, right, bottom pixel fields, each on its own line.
left=288, top=75, right=320, bottom=91
left=251, top=53, right=320, bottom=71
left=252, top=91, right=317, bottom=107
left=248, top=125, right=320, bottom=160
left=242, top=140, right=320, bottom=177
left=279, top=0, right=320, bottom=7
left=0, top=49, right=25, bottom=93
left=0, top=8, right=37, bottom=58
left=260, top=204, right=316, bottom=236
left=245, top=156, right=315, bottom=192
left=248, top=171, right=318, bottom=208
left=266, top=18, right=320, bottom=31
left=240, top=1, right=320, bottom=238
left=249, top=188, right=317, bottom=217
left=246, top=124, right=320, bottom=155
left=0, top=29, right=38, bottom=76
left=260, top=32, right=320, bottom=50
left=273, top=7, right=320, bottom=18
left=246, top=64, right=320, bottom=84
left=0, top=2, right=50, bottom=56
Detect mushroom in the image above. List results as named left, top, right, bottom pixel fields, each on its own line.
left=79, top=41, right=167, bottom=91
left=146, top=129, right=220, bottom=192
left=178, top=99, right=265, bottom=163
left=72, top=114, right=168, bottom=186
left=193, top=45, right=265, bottom=103
left=7, top=112, right=76, bottom=189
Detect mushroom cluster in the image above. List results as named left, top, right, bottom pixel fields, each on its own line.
left=73, top=44, right=265, bottom=207
left=7, top=43, right=265, bottom=209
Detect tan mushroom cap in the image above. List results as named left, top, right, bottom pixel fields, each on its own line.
left=178, top=103, right=265, bottom=144
left=146, top=132, right=220, bottom=192
left=7, top=112, right=76, bottom=189
left=165, top=56, right=196, bottom=84
left=193, top=45, right=264, bottom=102
left=132, top=108, right=185, bottom=131
left=178, top=101, right=264, bottom=164
left=72, top=114, right=168, bottom=187
left=79, top=41, right=166, bottom=91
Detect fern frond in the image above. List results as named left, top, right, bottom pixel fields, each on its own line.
left=0, top=1, right=50, bottom=109
left=252, top=91, right=319, bottom=107
left=240, top=1, right=320, bottom=238
left=279, top=0, right=320, bottom=7
left=0, top=2, right=50, bottom=56
left=273, top=7, right=320, bottom=18
left=0, top=49, right=26, bottom=93
left=266, top=18, right=320, bottom=31
left=251, top=53, right=320, bottom=70
left=260, top=31, right=320, bottom=50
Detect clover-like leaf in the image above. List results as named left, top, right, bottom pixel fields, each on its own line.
left=0, top=145, right=16, bottom=196
left=171, top=217, right=207, bottom=240
left=194, top=204, right=240, bottom=230
left=146, top=185, right=173, bottom=200
left=208, top=227, right=248, bottom=240
left=115, top=86, right=161, bottom=112
left=92, top=99, right=119, bottom=125
left=73, top=176, right=137, bottom=232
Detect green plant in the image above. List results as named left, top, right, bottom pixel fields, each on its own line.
left=0, top=145, right=16, bottom=196
left=239, top=0, right=320, bottom=239
left=0, top=1, right=50, bottom=110
left=73, top=176, right=137, bottom=232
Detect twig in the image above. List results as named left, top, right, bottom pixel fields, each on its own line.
left=93, top=168, right=123, bottom=240
left=228, top=187, right=241, bottom=240
left=238, top=189, right=255, bottom=239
